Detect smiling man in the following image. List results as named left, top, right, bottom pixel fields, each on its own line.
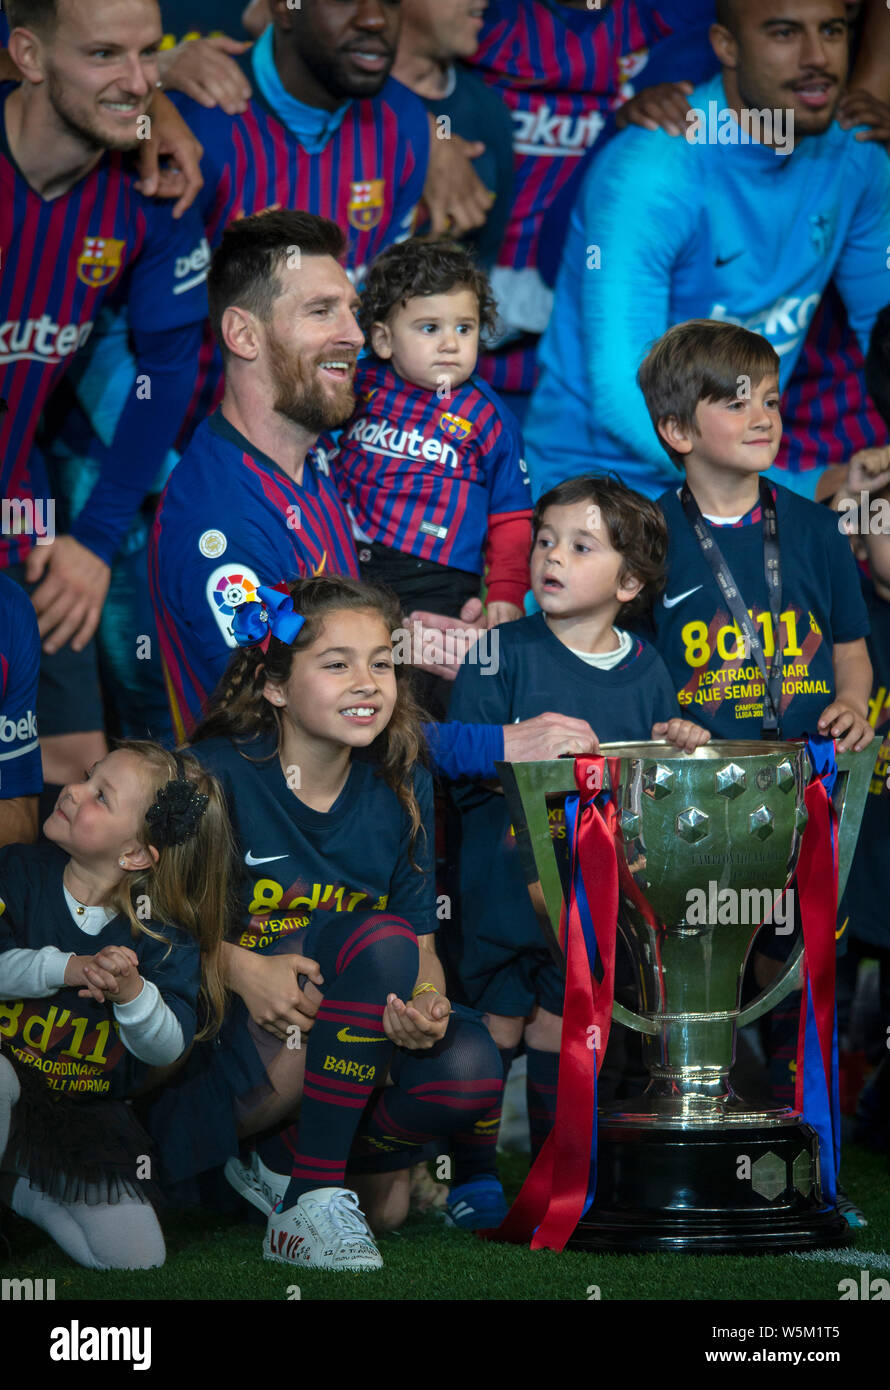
left=525, top=0, right=890, bottom=501
left=0, top=0, right=209, bottom=793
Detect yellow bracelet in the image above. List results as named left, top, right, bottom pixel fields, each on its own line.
left=411, top=981, right=440, bottom=999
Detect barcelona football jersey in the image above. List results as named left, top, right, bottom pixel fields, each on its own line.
left=327, top=359, right=530, bottom=574
left=0, top=83, right=209, bottom=565
left=168, top=43, right=428, bottom=450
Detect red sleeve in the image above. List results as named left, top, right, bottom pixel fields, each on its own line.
left=484, top=510, right=533, bottom=610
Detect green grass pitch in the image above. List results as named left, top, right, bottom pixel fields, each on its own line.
left=3, top=1146, right=888, bottom=1302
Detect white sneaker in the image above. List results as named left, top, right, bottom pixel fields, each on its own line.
left=264, top=1187, right=383, bottom=1271
left=224, top=1151, right=289, bottom=1216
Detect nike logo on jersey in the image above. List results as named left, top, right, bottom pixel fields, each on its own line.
left=245, top=851, right=289, bottom=866
left=714, top=252, right=743, bottom=267
left=336, top=1027, right=384, bottom=1044
left=663, top=586, right=703, bottom=609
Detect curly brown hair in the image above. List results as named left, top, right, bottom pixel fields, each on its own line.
left=532, top=474, right=668, bottom=622
left=358, top=238, right=498, bottom=349
left=191, top=576, right=429, bottom=860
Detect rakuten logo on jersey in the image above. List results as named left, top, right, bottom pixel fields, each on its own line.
left=345, top=418, right=460, bottom=469
left=0, top=317, right=94, bottom=366
left=512, top=105, right=605, bottom=157
left=709, top=293, right=821, bottom=358
left=174, top=237, right=210, bottom=295
left=0, top=711, right=38, bottom=743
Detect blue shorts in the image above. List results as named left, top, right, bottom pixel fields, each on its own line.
left=4, top=563, right=104, bottom=738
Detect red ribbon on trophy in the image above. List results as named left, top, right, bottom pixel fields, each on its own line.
left=481, top=756, right=620, bottom=1251
left=793, top=738, right=842, bottom=1203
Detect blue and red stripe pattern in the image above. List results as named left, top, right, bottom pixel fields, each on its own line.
left=169, top=72, right=427, bottom=450
left=777, top=287, right=886, bottom=482
left=0, top=83, right=209, bottom=566
left=149, top=410, right=359, bottom=740
left=466, top=0, right=664, bottom=394
left=328, top=359, right=530, bottom=574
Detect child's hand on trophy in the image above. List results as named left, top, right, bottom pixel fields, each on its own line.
left=651, top=719, right=712, bottom=753
left=817, top=701, right=875, bottom=753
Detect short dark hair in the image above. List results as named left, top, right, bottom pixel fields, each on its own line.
left=713, top=0, right=742, bottom=33
left=636, top=319, right=780, bottom=468
left=6, top=0, right=59, bottom=32
left=207, top=209, right=346, bottom=357
left=866, top=303, right=890, bottom=430
left=358, top=238, right=498, bottom=348
left=532, top=474, right=668, bottom=621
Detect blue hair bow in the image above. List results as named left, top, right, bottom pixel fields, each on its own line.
left=232, top=585, right=305, bottom=653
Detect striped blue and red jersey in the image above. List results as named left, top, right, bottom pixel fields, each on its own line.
left=775, top=284, right=886, bottom=481
left=327, top=360, right=531, bottom=602
left=169, top=57, right=428, bottom=450
left=149, top=410, right=359, bottom=742
left=0, top=83, right=209, bottom=566
left=466, top=0, right=666, bottom=395
left=0, top=572, right=41, bottom=799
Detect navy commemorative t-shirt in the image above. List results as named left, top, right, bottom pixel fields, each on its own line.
left=840, top=575, right=890, bottom=950
left=0, top=843, right=199, bottom=1099
left=649, top=485, right=870, bottom=739
left=191, top=733, right=438, bottom=952
left=446, top=613, right=680, bottom=984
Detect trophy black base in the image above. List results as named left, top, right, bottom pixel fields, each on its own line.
left=569, top=1121, right=852, bottom=1254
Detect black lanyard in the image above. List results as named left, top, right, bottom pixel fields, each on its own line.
left=679, top=479, right=783, bottom=739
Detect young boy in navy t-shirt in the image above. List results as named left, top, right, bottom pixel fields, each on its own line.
left=635, top=319, right=875, bottom=1223
left=635, top=319, right=874, bottom=751
left=443, top=474, right=710, bottom=1229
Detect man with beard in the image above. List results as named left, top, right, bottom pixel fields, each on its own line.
left=150, top=209, right=599, bottom=1050
left=162, top=0, right=431, bottom=453
left=150, top=209, right=597, bottom=753
left=0, top=0, right=209, bottom=796
left=525, top=0, right=890, bottom=500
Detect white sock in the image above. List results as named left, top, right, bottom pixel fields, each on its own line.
left=5, top=1176, right=165, bottom=1270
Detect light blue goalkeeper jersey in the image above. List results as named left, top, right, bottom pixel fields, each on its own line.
left=525, top=71, right=890, bottom=500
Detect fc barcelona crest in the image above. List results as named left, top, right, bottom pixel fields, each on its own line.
left=76, top=236, right=125, bottom=288
left=439, top=412, right=472, bottom=441
left=347, top=180, right=385, bottom=231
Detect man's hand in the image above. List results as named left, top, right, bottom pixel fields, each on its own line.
left=383, top=988, right=451, bottom=1049
left=615, top=80, right=694, bottom=136
left=422, top=123, right=493, bottom=237
left=817, top=702, right=875, bottom=753
left=486, top=601, right=523, bottom=628
left=651, top=718, right=712, bottom=753
left=229, top=949, right=324, bottom=1041
left=158, top=36, right=253, bottom=115
left=845, top=446, right=890, bottom=498
left=407, top=601, right=486, bottom=681
left=25, top=536, right=111, bottom=654
left=135, top=90, right=204, bottom=218
left=837, top=87, right=890, bottom=143
left=503, top=712, right=600, bottom=762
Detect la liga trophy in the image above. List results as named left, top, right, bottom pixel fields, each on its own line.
left=496, top=740, right=878, bottom=1254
